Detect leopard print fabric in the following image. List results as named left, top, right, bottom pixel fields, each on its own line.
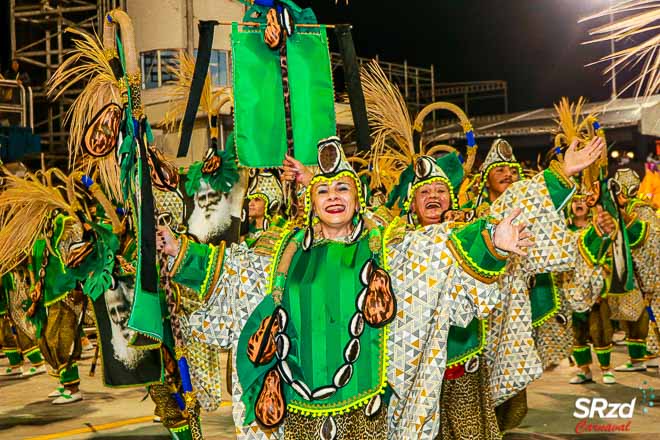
left=283, top=405, right=388, bottom=440
left=438, top=359, right=501, bottom=440
left=495, top=389, right=528, bottom=432
left=149, top=382, right=188, bottom=429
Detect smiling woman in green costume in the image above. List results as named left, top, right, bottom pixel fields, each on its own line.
left=157, top=137, right=533, bottom=440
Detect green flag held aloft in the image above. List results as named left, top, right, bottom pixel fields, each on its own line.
left=231, top=23, right=336, bottom=167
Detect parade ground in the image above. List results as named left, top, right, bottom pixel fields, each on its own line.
left=1, top=340, right=659, bottom=440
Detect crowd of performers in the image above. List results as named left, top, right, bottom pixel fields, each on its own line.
left=1, top=3, right=659, bottom=440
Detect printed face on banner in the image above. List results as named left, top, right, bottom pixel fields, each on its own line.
left=188, top=180, right=233, bottom=244
left=104, top=278, right=147, bottom=370
left=94, top=278, right=162, bottom=387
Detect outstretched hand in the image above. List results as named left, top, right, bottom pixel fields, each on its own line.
left=493, top=208, right=534, bottom=257
left=562, top=136, right=605, bottom=177
left=156, top=225, right=179, bottom=257
left=282, top=154, right=313, bottom=186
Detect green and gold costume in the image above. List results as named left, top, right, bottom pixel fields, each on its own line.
left=174, top=139, right=510, bottom=439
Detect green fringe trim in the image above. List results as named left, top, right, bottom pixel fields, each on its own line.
left=626, top=339, right=647, bottom=361
left=446, top=318, right=488, bottom=368
left=531, top=273, right=561, bottom=328
left=403, top=176, right=458, bottom=213
left=170, top=423, right=192, bottom=433
left=448, top=227, right=506, bottom=281
left=287, top=326, right=390, bottom=418
left=59, top=362, right=80, bottom=385
left=572, top=345, right=592, bottom=366
left=4, top=349, right=23, bottom=366
left=628, top=220, right=648, bottom=249
left=24, top=347, right=44, bottom=365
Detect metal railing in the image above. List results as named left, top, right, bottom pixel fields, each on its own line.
left=330, top=52, right=436, bottom=116
left=0, top=80, right=34, bottom=130
left=9, top=0, right=125, bottom=153
left=329, top=52, right=508, bottom=123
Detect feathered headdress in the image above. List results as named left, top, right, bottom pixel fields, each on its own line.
left=360, top=60, right=477, bottom=211
left=46, top=28, right=124, bottom=203
left=554, top=97, right=608, bottom=206
left=0, top=168, right=122, bottom=276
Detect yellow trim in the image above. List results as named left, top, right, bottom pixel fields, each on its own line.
left=199, top=244, right=218, bottom=297
left=266, top=225, right=296, bottom=299
left=404, top=176, right=458, bottom=212
left=478, top=161, right=524, bottom=197
left=304, top=171, right=366, bottom=227
left=23, top=346, right=40, bottom=356
left=247, top=193, right=272, bottom=222
left=625, top=339, right=646, bottom=346
left=24, top=416, right=155, bottom=440
left=578, top=228, right=608, bottom=267
left=446, top=318, right=488, bottom=368
left=447, top=240, right=500, bottom=285
left=202, top=241, right=226, bottom=303
left=629, top=220, right=648, bottom=249
left=531, top=273, right=561, bottom=328
left=481, top=229, right=507, bottom=261
left=168, top=235, right=189, bottom=278
left=287, top=325, right=390, bottom=417
left=44, top=291, right=72, bottom=308
left=447, top=231, right=505, bottom=281
left=548, top=160, right=574, bottom=189
left=594, top=344, right=613, bottom=354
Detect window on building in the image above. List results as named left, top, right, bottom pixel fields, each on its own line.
left=140, top=49, right=179, bottom=89
left=141, top=51, right=159, bottom=89
left=141, top=49, right=232, bottom=89
left=194, top=49, right=232, bottom=87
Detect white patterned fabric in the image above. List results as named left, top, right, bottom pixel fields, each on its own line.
left=181, top=221, right=501, bottom=440
left=533, top=277, right=573, bottom=369
left=481, top=171, right=576, bottom=405
left=629, top=203, right=660, bottom=354
left=561, top=228, right=607, bottom=313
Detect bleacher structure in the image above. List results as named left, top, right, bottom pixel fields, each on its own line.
left=7, top=0, right=125, bottom=156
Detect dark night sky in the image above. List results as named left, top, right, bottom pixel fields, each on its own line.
left=299, top=0, right=624, bottom=113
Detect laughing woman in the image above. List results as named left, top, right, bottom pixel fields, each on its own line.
left=157, top=138, right=532, bottom=440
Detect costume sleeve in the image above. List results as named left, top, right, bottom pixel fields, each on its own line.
left=169, top=238, right=226, bottom=301
left=579, top=224, right=612, bottom=266
left=629, top=218, right=659, bottom=296
left=385, top=221, right=504, bottom=439
left=489, top=165, right=576, bottom=274
left=543, top=161, right=576, bottom=211
left=176, top=240, right=271, bottom=350
left=558, top=229, right=607, bottom=312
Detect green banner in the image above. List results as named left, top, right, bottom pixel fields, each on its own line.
left=231, top=24, right=336, bottom=167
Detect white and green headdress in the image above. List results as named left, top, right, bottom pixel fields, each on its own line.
left=302, top=136, right=366, bottom=250
left=247, top=170, right=285, bottom=228
left=476, top=138, right=523, bottom=202
left=611, top=168, right=641, bottom=201
left=402, top=152, right=464, bottom=219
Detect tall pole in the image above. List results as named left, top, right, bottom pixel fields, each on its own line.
left=10, top=0, right=16, bottom=58
left=609, top=0, right=617, bottom=99
left=186, top=0, right=195, bottom=55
